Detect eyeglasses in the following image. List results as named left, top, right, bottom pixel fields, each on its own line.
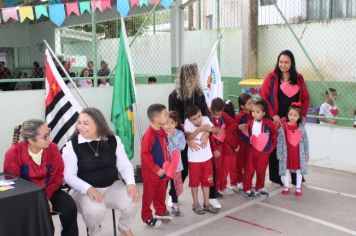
left=36, top=129, right=51, bottom=141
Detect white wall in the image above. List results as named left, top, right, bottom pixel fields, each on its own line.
left=0, top=84, right=175, bottom=171
left=306, top=124, right=356, bottom=173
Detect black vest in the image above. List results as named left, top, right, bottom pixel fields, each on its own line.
left=72, top=135, right=119, bottom=188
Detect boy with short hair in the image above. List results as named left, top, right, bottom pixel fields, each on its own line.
left=141, top=104, right=171, bottom=227
left=184, top=104, right=221, bottom=214
left=209, top=98, right=235, bottom=196
left=319, top=88, right=339, bottom=125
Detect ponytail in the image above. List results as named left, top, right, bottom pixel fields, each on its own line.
left=12, top=125, right=22, bottom=145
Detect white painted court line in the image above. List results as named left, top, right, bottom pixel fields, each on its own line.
left=258, top=203, right=356, bottom=236
left=307, top=185, right=356, bottom=199
left=166, top=189, right=280, bottom=236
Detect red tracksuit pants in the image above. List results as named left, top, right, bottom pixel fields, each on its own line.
left=219, top=143, right=237, bottom=190
left=243, top=147, right=269, bottom=192
left=236, top=142, right=249, bottom=184
left=141, top=179, right=168, bottom=222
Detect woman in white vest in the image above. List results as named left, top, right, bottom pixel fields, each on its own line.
left=62, top=107, right=140, bottom=236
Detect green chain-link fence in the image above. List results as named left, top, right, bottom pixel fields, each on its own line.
left=0, top=0, right=355, bottom=127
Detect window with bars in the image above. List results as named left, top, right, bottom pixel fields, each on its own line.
left=307, top=0, right=356, bottom=21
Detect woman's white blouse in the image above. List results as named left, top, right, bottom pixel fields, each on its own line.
left=62, top=134, right=136, bottom=194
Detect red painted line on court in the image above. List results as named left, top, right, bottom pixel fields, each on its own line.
left=225, top=215, right=282, bottom=234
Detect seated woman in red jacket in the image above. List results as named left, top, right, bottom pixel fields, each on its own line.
left=3, top=119, right=78, bottom=236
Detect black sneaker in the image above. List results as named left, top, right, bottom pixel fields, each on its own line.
left=145, top=218, right=161, bottom=228
left=215, top=191, right=224, bottom=198
left=155, top=211, right=172, bottom=223
left=245, top=190, right=256, bottom=199
left=257, top=188, right=269, bottom=197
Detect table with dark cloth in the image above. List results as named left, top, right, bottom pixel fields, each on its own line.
left=0, top=174, right=54, bottom=236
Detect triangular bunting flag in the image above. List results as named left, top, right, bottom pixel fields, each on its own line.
left=150, top=0, right=160, bottom=4
left=49, top=4, right=66, bottom=27
left=19, top=6, right=34, bottom=22
left=2, top=7, right=19, bottom=22
left=130, top=0, right=139, bottom=7
left=66, top=2, right=80, bottom=16
left=160, top=0, right=172, bottom=9
left=139, top=0, right=149, bottom=7
left=91, top=0, right=102, bottom=12
left=79, top=1, right=91, bottom=15
left=101, top=0, right=112, bottom=10
left=117, top=0, right=130, bottom=16
left=35, top=5, right=49, bottom=19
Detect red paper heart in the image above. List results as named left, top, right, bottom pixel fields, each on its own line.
left=287, top=129, right=302, bottom=147
left=163, top=150, right=180, bottom=179
left=280, top=82, right=300, bottom=98
left=213, top=124, right=226, bottom=142
left=330, top=108, right=339, bottom=116
left=250, top=133, right=269, bottom=152
left=213, top=133, right=226, bottom=142
left=241, top=129, right=249, bottom=137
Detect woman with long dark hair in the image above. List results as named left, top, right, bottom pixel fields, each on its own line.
left=62, top=107, right=139, bottom=236
left=260, top=50, right=310, bottom=186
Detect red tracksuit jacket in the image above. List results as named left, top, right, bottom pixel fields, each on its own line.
left=209, top=112, right=234, bottom=152
left=4, top=141, right=64, bottom=199
left=141, top=125, right=169, bottom=181
left=247, top=117, right=277, bottom=153
left=260, top=71, right=310, bottom=117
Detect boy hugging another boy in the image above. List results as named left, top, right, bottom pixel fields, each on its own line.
left=141, top=104, right=172, bottom=228
left=184, top=104, right=222, bottom=215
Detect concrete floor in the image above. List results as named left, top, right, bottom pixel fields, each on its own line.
left=53, top=166, right=356, bottom=236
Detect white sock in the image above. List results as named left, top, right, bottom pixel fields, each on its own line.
left=282, top=169, right=290, bottom=188
left=296, top=170, right=302, bottom=190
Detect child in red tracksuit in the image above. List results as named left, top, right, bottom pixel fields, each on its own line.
left=141, top=104, right=171, bottom=228
left=232, top=93, right=253, bottom=191
left=209, top=98, right=234, bottom=196
left=243, top=99, right=277, bottom=199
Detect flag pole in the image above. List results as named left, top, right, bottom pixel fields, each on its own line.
left=120, top=18, right=143, bottom=143
left=200, top=33, right=223, bottom=75
left=43, top=40, right=89, bottom=107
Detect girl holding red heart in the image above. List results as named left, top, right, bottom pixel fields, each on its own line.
left=277, top=103, right=309, bottom=196
left=260, top=50, right=310, bottom=187
left=243, top=100, right=277, bottom=199
left=163, top=111, right=186, bottom=216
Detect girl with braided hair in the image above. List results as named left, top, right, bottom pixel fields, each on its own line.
left=4, top=119, right=78, bottom=236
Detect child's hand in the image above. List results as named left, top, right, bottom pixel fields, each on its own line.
left=200, top=124, right=211, bottom=132
left=157, top=168, right=166, bottom=177
left=187, top=140, right=200, bottom=151
left=238, top=124, right=248, bottom=131
left=216, top=128, right=225, bottom=134
left=200, top=134, right=209, bottom=148
left=234, top=145, right=240, bottom=153
left=213, top=150, right=221, bottom=158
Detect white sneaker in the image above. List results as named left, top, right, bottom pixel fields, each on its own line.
left=230, top=186, right=239, bottom=192
left=209, top=198, right=222, bottom=209
left=219, top=188, right=234, bottom=195
left=237, top=182, right=244, bottom=190
left=167, top=196, right=173, bottom=208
